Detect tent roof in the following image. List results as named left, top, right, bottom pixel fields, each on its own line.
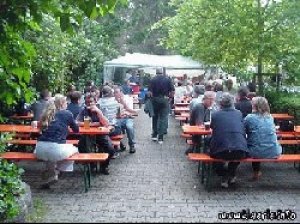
left=103, top=53, right=203, bottom=69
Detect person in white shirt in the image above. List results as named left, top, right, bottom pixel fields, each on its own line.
left=174, top=82, right=188, bottom=104
left=114, top=87, right=138, bottom=153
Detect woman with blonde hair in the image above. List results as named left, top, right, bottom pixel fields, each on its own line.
left=244, top=97, right=282, bottom=180
left=35, top=94, right=79, bottom=188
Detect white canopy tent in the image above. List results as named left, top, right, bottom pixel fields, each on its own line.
left=103, top=53, right=207, bottom=83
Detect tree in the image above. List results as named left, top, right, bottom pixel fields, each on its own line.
left=103, top=0, right=175, bottom=55
left=157, top=0, right=300, bottom=94
left=0, top=0, right=125, bottom=108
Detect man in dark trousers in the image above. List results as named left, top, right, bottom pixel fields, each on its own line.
left=148, top=68, right=175, bottom=144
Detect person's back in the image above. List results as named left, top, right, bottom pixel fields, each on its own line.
left=244, top=97, right=282, bottom=180
left=31, top=89, right=50, bottom=121
left=244, top=97, right=282, bottom=159
left=39, top=109, right=78, bottom=143
left=234, top=87, right=252, bottom=118
left=35, top=95, right=79, bottom=188
left=149, top=74, right=174, bottom=98
left=210, top=108, right=247, bottom=154
left=148, top=68, right=175, bottom=143
left=209, top=93, right=248, bottom=188
left=67, top=91, right=82, bottom=119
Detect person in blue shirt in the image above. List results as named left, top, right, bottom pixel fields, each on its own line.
left=67, top=91, right=82, bottom=119
left=77, top=95, right=116, bottom=175
left=35, top=94, right=79, bottom=189
left=244, top=97, right=282, bottom=180
left=210, top=93, right=249, bottom=188
left=121, top=79, right=133, bottom=95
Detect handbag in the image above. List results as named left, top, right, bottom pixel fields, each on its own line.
left=279, top=120, right=295, bottom=132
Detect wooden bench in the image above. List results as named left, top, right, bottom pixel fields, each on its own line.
left=7, top=139, right=121, bottom=148
left=0, top=152, right=109, bottom=192
left=188, top=153, right=300, bottom=191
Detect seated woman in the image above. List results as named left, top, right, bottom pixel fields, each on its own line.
left=210, top=93, right=249, bottom=188
left=35, top=94, right=79, bottom=189
left=244, top=97, right=282, bottom=180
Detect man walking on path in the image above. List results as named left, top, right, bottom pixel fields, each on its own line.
left=148, top=68, right=175, bottom=144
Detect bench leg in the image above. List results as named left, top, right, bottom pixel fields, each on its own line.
left=204, top=163, right=212, bottom=192
left=83, top=164, right=91, bottom=192
left=201, top=162, right=205, bottom=184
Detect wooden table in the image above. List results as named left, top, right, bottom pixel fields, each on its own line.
left=183, top=125, right=300, bottom=137
left=9, top=114, right=34, bottom=125
left=182, top=125, right=211, bottom=135
left=174, top=102, right=190, bottom=107
left=271, top=113, right=294, bottom=120
left=10, top=114, right=34, bottom=120
left=174, top=107, right=190, bottom=113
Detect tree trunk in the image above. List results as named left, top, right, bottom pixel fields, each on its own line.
left=257, top=56, right=263, bottom=96
left=257, top=0, right=264, bottom=96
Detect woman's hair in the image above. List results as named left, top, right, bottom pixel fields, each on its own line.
left=40, top=94, right=66, bottom=130
left=251, top=97, right=270, bottom=115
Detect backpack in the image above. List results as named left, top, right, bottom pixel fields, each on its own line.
left=15, top=99, right=30, bottom=116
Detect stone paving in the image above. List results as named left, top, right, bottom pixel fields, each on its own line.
left=20, top=108, right=300, bottom=223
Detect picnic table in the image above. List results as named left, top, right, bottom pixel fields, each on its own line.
left=271, top=113, right=294, bottom=120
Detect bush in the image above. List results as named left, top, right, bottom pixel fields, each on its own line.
left=265, top=90, right=300, bottom=124
left=0, top=136, right=24, bottom=222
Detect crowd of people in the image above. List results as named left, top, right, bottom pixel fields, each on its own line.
left=22, top=81, right=138, bottom=188
left=15, top=69, right=283, bottom=190
left=171, top=75, right=282, bottom=188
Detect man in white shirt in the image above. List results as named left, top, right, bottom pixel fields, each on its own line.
left=114, top=87, right=138, bottom=153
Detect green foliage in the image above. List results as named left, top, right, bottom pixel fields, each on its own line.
left=0, top=0, right=124, bottom=222
left=157, top=0, right=300, bottom=93
left=0, top=134, right=24, bottom=221
left=105, top=0, right=175, bottom=55
left=25, top=16, right=120, bottom=93
left=25, top=198, right=46, bottom=223
left=0, top=0, right=124, bottom=109
left=265, top=90, right=300, bottom=124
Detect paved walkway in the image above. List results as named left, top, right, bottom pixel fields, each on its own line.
left=21, top=108, right=300, bottom=222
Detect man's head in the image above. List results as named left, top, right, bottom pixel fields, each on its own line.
left=84, top=95, right=96, bottom=108
left=156, top=68, right=163, bottom=75
left=220, top=92, right=234, bottom=109
left=102, top=85, right=114, bottom=98
left=193, top=85, right=205, bottom=97
left=237, top=87, right=249, bottom=100
left=70, top=91, right=82, bottom=104
left=202, top=91, right=216, bottom=108
left=226, top=79, right=234, bottom=90
left=40, top=89, right=51, bottom=100
left=113, top=87, right=123, bottom=101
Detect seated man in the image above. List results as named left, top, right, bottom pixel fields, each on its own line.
left=234, top=87, right=252, bottom=118
left=98, top=86, right=123, bottom=137
left=114, top=87, right=138, bottom=153
left=189, top=85, right=205, bottom=111
left=30, top=89, right=51, bottom=121
left=186, top=91, right=216, bottom=155
left=209, top=93, right=249, bottom=188
left=121, top=79, right=133, bottom=95
left=77, top=95, right=115, bottom=175
left=67, top=91, right=82, bottom=119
